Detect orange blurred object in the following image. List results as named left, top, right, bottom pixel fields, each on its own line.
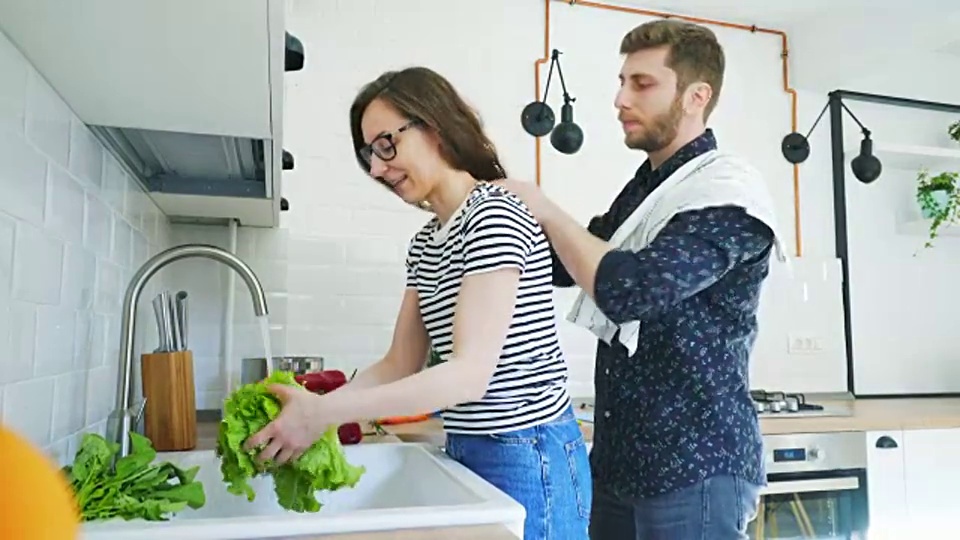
left=376, top=414, right=430, bottom=425
left=0, top=425, right=80, bottom=540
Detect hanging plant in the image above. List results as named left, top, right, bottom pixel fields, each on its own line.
left=916, top=168, right=960, bottom=248
left=949, top=120, right=960, bottom=145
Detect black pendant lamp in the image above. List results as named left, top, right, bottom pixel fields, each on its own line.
left=521, top=49, right=583, bottom=155
left=781, top=96, right=882, bottom=184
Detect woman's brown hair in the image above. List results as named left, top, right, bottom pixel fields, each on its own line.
left=349, top=67, right=507, bottom=182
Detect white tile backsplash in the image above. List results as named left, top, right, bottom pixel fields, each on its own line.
left=3, top=377, right=55, bottom=446
left=0, top=125, right=47, bottom=225
left=34, top=306, right=77, bottom=377
left=24, top=70, right=71, bottom=168
left=68, top=119, right=103, bottom=188
left=0, top=214, right=14, bottom=290
left=12, top=221, right=63, bottom=305
left=2, top=302, right=36, bottom=385
left=0, top=28, right=171, bottom=463
left=46, top=163, right=86, bottom=244
left=0, top=32, right=26, bottom=134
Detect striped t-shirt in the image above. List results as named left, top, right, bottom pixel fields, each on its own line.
left=406, top=182, right=571, bottom=434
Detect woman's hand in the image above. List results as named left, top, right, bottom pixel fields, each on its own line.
left=244, top=383, right=330, bottom=465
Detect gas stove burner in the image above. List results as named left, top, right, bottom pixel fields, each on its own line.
left=751, top=390, right=826, bottom=415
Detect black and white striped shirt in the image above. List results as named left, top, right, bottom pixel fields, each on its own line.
left=406, top=182, right=571, bottom=434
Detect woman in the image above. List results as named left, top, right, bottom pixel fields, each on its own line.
left=246, top=66, right=591, bottom=539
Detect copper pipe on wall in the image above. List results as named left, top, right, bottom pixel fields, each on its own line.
left=533, top=0, right=803, bottom=256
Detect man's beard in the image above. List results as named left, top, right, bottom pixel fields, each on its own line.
left=624, top=96, right=683, bottom=153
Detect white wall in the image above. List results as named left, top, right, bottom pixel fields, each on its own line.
left=0, top=30, right=172, bottom=462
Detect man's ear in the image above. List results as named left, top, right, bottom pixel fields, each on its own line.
left=685, top=82, right=713, bottom=116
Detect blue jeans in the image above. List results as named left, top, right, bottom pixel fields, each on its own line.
left=589, top=475, right=762, bottom=540
left=444, top=406, right=592, bottom=539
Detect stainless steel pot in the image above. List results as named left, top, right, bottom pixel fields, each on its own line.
left=240, top=355, right=325, bottom=385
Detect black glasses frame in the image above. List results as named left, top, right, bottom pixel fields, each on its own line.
left=358, top=119, right=422, bottom=168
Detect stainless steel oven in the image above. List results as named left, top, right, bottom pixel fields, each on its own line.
left=748, top=431, right=869, bottom=539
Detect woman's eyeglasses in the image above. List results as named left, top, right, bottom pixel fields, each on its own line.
left=358, top=120, right=422, bottom=168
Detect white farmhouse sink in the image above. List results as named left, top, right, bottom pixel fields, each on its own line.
left=79, top=443, right=525, bottom=539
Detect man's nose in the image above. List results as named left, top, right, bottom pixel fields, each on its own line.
left=614, top=88, right=629, bottom=110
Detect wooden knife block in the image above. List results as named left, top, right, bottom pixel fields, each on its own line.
left=141, top=350, right=197, bottom=451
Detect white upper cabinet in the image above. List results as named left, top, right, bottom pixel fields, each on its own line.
left=0, top=0, right=302, bottom=227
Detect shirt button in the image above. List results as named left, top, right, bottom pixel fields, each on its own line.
left=604, top=368, right=610, bottom=375
left=604, top=411, right=611, bottom=418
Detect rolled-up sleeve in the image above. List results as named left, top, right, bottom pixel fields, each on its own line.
left=552, top=214, right=614, bottom=288
left=593, top=206, right=774, bottom=324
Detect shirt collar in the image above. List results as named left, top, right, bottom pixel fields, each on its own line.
left=633, top=128, right=718, bottom=190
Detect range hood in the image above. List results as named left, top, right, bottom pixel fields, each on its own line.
left=0, top=0, right=301, bottom=227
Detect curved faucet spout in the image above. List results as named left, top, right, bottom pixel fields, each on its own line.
left=109, top=244, right=268, bottom=459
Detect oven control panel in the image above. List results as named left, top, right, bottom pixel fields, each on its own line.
left=772, top=446, right=821, bottom=463
left=763, top=432, right=865, bottom=474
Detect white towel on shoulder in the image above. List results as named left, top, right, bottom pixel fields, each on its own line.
left=566, top=149, right=790, bottom=355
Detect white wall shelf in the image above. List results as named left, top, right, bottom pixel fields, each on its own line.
left=899, top=219, right=960, bottom=238
left=847, top=142, right=960, bottom=172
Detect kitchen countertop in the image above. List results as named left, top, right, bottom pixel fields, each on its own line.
left=759, top=397, right=960, bottom=435
left=381, top=397, right=960, bottom=445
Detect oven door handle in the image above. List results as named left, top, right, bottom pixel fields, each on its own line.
left=761, top=476, right=860, bottom=496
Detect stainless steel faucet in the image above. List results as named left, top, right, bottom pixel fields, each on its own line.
left=106, top=244, right=269, bottom=459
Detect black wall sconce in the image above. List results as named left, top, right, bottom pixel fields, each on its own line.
left=521, top=49, right=583, bottom=155
left=781, top=98, right=882, bottom=184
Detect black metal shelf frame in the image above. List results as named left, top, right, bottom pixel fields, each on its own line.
left=828, top=90, right=960, bottom=398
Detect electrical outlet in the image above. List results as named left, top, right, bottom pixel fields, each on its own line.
left=788, top=333, right=824, bottom=354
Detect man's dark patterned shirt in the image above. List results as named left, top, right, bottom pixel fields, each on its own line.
left=552, top=129, right=773, bottom=499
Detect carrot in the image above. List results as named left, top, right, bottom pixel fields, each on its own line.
left=376, top=414, right=430, bottom=425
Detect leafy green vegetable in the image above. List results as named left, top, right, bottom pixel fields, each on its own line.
left=216, top=369, right=365, bottom=512
left=62, top=431, right=205, bottom=522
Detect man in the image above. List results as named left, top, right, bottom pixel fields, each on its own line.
left=502, top=19, right=787, bottom=539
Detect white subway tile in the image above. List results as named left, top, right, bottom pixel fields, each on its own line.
left=24, top=71, right=71, bottom=167
left=0, top=302, right=36, bottom=384
left=34, top=306, right=76, bottom=378
left=0, top=30, right=27, bottom=134
left=47, top=438, right=72, bottom=468
left=338, top=296, right=402, bottom=326
left=0, top=213, right=15, bottom=293
left=0, top=297, right=9, bottom=379
left=62, top=243, right=96, bottom=310
left=131, top=231, right=149, bottom=268
left=12, top=221, right=64, bottom=305
left=68, top=119, right=103, bottom=189
left=52, top=372, right=87, bottom=441
left=2, top=377, right=55, bottom=447
left=84, top=193, right=113, bottom=259
left=0, top=126, right=47, bottom=226
left=95, top=260, right=121, bottom=315
left=255, top=228, right=290, bottom=261
left=286, top=295, right=343, bottom=326
left=84, top=366, right=114, bottom=426
left=88, top=313, right=108, bottom=370
left=124, top=184, right=149, bottom=232
left=101, top=156, right=128, bottom=214
left=285, top=325, right=392, bottom=357
left=288, top=236, right=346, bottom=265
left=344, top=237, right=405, bottom=266
left=74, top=311, right=93, bottom=371
left=241, top=259, right=288, bottom=294
left=45, top=164, right=85, bottom=244
left=112, top=216, right=133, bottom=268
